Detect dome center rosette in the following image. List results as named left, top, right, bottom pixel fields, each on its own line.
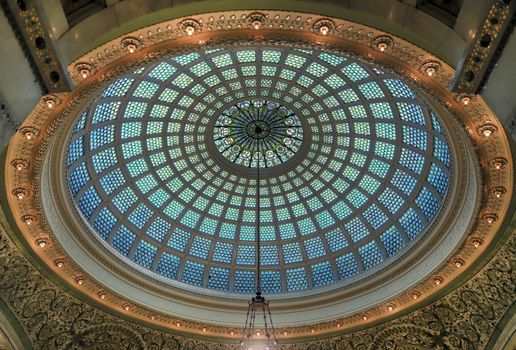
left=65, top=45, right=452, bottom=296
left=214, top=100, right=303, bottom=168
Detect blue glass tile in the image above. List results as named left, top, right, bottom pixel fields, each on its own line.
left=156, top=252, right=180, bottom=278
left=399, top=208, right=425, bottom=240
left=207, top=267, right=229, bottom=291
left=133, top=240, right=157, bottom=269
left=311, top=261, right=334, bottom=287
left=335, top=253, right=360, bottom=279
left=93, top=207, right=117, bottom=239
left=236, top=245, right=255, bottom=265
left=260, top=271, right=282, bottom=293
left=416, top=187, right=440, bottom=221
left=234, top=270, right=255, bottom=293
left=260, top=245, right=279, bottom=265
left=146, top=217, right=170, bottom=242
left=128, top=204, right=153, bottom=229
left=181, top=261, right=204, bottom=287
left=282, top=242, right=303, bottom=264
left=167, top=227, right=190, bottom=252
left=380, top=226, right=405, bottom=257
left=304, top=237, right=326, bottom=259
left=358, top=240, right=384, bottom=270
left=190, top=236, right=211, bottom=259
left=78, top=187, right=101, bottom=219
left=286, top=267, right=308, bottom=291
left=325, top=229, right=348, bottom=252
left=213, top=242, right=233, bottom=263
left=111, top=225, right=136, bottom=255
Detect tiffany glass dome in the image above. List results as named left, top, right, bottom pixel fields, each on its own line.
left=66, top=46, right=451, bottom=295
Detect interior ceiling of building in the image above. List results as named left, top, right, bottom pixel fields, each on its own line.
left=0, top=1, right=514, bottom=349
left=66, top=46, right=451, bottom=296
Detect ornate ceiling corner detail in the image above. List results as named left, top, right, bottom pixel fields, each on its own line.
left=121, top=37, right=143, bottom=54
left=451, top=0, right=516, bottom=93
left=74, top=62, right=95, bottom=80
left=372, top=35, right=394, bottom=52
left=247, top=12, right=267, bottom=29
left=62, top=324, right=147, bottom=349
left=313, top=18, right=335, bottom=36
left=420, top=61, right=442, bottom=77
left=179, top=19, right=202, bottom=36
left=0, top=0, right=70, bottom=92
left=3, top=9, right=514, bottom=343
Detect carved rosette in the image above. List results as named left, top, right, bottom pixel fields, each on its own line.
left=3, top=9, right=513, bottom=345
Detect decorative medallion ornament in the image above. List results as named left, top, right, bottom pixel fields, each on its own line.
left=214, top=100, right=303, bottom=168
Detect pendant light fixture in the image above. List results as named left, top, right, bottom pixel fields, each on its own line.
left=240, top=125, right=277, bottom=350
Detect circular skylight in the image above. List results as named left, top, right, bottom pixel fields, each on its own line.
left=214, top=100, right=303, bottom=168
left=66, top=46, right=451, bottom=295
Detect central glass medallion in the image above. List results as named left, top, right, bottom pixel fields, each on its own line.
left=214, top=100, right=303, bottom=168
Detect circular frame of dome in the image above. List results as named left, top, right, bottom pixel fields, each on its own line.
left=4, top=10, right=512, bottom=341
left=63, top=45, right=456, bottom=297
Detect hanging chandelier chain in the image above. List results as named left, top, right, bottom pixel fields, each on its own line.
left=256, top=143, right=261, bottom=294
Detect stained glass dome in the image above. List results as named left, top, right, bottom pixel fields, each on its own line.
left=66, top=45, right=451, bottom=295
left=214, top=100, right=303, bottom=168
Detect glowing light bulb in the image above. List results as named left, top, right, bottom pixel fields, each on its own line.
left=472, top=239, right=482, bottom=248
left=378, top=43, right=387, bottom=51
left=55, top=260, right=64, bottom=268
left=362, top=314, right=368, bottom=321
left=81, top=69, right=89, bottom=79
left=319, top=26, right=329, bottom=35
left=46, top=99, right=55, bottom=109
left=461, top=97, right=470, bottom=105
left=37, top=239, right=46, bottom=248
left=127, top=44, right=136, bottom=53
left=252, top=20, right=261, bottom=29
left=185, top=26, right=195, bottom=35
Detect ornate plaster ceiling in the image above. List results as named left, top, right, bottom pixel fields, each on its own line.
left=2, top=8, right=513, bottom=344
